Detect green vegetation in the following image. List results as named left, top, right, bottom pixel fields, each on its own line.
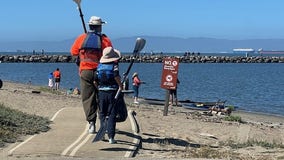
left=182, top=146, right=239, bottom=159
left=0, top=103, right=50, bottom=147
left=223, top=115, right=243, bottom=123
left=224, top=139, right=284, bottom=149
left=153, top=136, right=284, bottom=159
left=38, top=86, right=63, bottom=94
left=177, top=139, right=284, bottom=159
left=227, top=105, right=235, bottom=111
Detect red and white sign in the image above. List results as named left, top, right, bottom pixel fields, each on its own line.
left=160, top=57, right=179, bottom=89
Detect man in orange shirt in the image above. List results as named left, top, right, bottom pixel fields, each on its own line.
left=53, top=68, right=61, bottom=90
left=70, top=16, right=113, bottom=134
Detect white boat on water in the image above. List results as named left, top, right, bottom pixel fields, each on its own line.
left=258, top=48, right=284, bottom=54
left=233, top=48, right=255, bottom=54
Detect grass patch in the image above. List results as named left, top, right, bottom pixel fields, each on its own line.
left=38, top=86, right=63, bottom=95
left=181, top=146, right=239, bottom=159
left=223, top=115, right=243, bottom=123
left=181, top=139, right=284, bottom=159
left=222, top=139, right=284, bottom=149
left=227, top=105, right=235, bottom=111
left=0, top=103, right=50, bottom=148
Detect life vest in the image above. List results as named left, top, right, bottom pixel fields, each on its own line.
left=79, top=32, right=102, bottom=69
left=81, top=32, right=101, bottom=50
left=70, top=32, right=113, bottom=72
left=97, top=63, right=117, bottom=89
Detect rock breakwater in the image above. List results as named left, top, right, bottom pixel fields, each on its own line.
left=0, top=54, right=283, bottom=63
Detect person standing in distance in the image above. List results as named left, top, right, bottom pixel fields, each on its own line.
left=53, top=68, right=61, bottom=90
left=169, top=78, right=180, bottom=106
left=70, top=16, right=113, bottom=134
left=48, top=72, right=54, bottom=90
left=132, top=72, right=143, bottom=104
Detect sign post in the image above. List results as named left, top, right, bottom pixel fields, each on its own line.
left=160, top=57, right=179, bottom=116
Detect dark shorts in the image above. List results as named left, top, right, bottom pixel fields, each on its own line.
left=55, top=78, right=61, bottom=83
left=133, top=85, right=139, bottom=97
left=169, top=89, right=177, bottom=97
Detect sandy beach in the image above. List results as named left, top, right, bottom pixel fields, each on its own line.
left=1, top=81, right=284, bottom=160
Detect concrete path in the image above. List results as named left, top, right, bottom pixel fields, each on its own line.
left=6, top=107, right=140, bottom=159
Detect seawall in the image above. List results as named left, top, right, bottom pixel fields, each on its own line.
left=0, top=54, right=283, bottom=63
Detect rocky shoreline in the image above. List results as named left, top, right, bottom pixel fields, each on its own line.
left=0, top=54, right=283, bottom=63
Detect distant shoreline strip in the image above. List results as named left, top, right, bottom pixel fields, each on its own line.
left=0, top=54, right=283, bottom=63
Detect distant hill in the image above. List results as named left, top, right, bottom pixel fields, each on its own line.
left=0, top=39, right=73, bottom=53
left=1, top=36, right=284, bottom=53
left=116, top=36, right=284, bottom=53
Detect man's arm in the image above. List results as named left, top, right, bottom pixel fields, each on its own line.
left=101, top=35, right=113, bottom=49
left=70, top=34, right=86, bottom=56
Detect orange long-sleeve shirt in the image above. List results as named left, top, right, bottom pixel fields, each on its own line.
left=53, top=70, right=61, bottom=78
left=70, top=33, right=112, bottom=72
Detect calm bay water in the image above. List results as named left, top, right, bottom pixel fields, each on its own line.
left=0, top=62, right=283, bottom=116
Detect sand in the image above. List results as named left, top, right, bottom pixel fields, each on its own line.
left=1, top=81, right=284, bottom=160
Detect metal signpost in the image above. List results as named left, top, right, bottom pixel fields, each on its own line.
left=160, top=57, right=179, bottom=116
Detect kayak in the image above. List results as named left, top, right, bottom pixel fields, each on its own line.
left=142, top=98, right=227, bottom=109
left=182, top=103, right=214, bottom=111
left=140, top=98, right=165, bottom=105
left=182, top=99, right=227, bottom=110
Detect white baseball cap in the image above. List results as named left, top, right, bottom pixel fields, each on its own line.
left=88, top=16, right=106, bottom=25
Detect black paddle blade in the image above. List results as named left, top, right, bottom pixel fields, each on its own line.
left=92, top=120, right=108, bottom=142
left=119, top=37, right=146, bottom=85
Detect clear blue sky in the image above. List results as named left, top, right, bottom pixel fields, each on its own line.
left=1, top=0, right=284, bottom=42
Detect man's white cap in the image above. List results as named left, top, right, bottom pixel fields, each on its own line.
left=88, top=16, right=106, bottom=25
